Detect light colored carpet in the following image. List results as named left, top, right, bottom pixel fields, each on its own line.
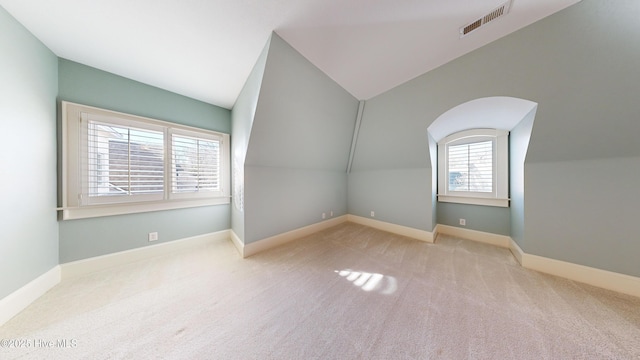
left=1, top=222, right=639, bottom=359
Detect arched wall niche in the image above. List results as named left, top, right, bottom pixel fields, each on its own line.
left=427, top=96, right=537, bottom=240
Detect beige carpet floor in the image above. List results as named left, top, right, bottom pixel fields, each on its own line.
left=1, top=222, right=639, bottom=359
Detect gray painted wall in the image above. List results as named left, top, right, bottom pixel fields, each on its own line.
left=510, top=0, right=640, bottom=277
left=57, top=59, right=230, bottom=133
left=246, top=166, right=348, bottom=241
left=59, top=206, right=230, bottom=263
left=0, top=6, right=59, bottom=299
left=428, top=133, right=438, bottom=228
left=526, top=157, right=640, bottom=277
left=243, top=33, right=358, bottom=244
left=230, top=38, right=271, bottom=243
left=510, top=108, right=536, bottom=248
left=58, top=59, right=231, bottom=262
left=348, top=91, right=434, bottom=231
left=437, top=203, right=510, bottom=236
left=348, top=168, right=431, bottom=230
left=349, top=0, right=640, bottom=277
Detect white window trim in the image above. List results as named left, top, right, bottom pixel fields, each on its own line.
left=60, top=101, right=230, bottom=220
left=437, top=129, right=509, bottom=207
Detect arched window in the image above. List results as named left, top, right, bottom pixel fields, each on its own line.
left=429, top=97, right=537, bottom=208
left=437, top=129, right=509, bottom=207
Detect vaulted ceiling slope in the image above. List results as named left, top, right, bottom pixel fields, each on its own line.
left=0, top=0, right=581, bottom=109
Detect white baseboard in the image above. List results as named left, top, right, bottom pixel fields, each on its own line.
left=0, top=266, right=61, bottom=326
left=508, top=237, right=525, bottom=265
left=242, top=215, right=349, bottom=258
left=432, top=226, right=640, bottom=298
left=508, top=238, right=640, bottom=298
left=347, top=215, right=434, bottom=243
left=520, top=252, right=640, bottom=298
left=230, top=230, right=244, bottom=257
left=434, top=224, right=511, bottom=248
left=61, top=230, right=230, bottom=278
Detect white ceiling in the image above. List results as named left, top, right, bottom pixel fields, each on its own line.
left=0, top=0, right=581, bottom=109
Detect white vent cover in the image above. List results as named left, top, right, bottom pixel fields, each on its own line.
left=460, top=0, right=513, bottom=37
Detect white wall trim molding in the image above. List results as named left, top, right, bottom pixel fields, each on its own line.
left=61, top=230, right=231, bottom=279
left=230, top=230, right=244, bottom=257
left=432, top=225, right=640, bottom=298
left=243, top=215, right=349, bottom=258
left=0, top=266, right=61, bottom=326
left=434, top=224, right=511, bottom=248
left=508, top=237, right=525, bottom=265
left=347, top=215, right=434, bottom=243
left=520, top=252, right=640, bottom=299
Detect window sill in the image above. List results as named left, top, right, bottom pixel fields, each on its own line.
left=437, top=195, right=509, bottom=208
left=59, top=196, right=230, bottom=220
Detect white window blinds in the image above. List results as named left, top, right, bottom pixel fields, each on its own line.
left=171, top=133, right=221, bottom=194
left=447, top=140, right=493, bottom=193
left=87, top=120, right=165, bottom=198
left=81, top=113, right=166, bottom=205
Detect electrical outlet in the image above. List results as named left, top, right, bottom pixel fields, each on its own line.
left=459, top=219, right=466, bottom=226
left=148, top=232, right=159, bottom=242
left=322, top=212, right=326, bottom=219
left=371, top=211, right=375, bottom=217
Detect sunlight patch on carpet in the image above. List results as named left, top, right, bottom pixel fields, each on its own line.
left=335, top=269, right=397, bottom=294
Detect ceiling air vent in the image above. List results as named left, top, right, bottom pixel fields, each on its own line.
left=460, top=0, right=513, bottom=38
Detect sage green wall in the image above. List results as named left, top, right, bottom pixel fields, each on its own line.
left=58, top=59, right=231, bottom=263
left=525, top=157, right=640, bottom=277
left=428, top=133, right=438, bottom=228
left=0, top=6, right=59, bottom=299
left=437, top=203, right=510, bottom=236
left=348, top=91, right=433, bottom=231
left=350, top=0, right=640, bottom=277
left=348, top=168, right=431, bottom=230
left=510, top=109, right=536, bottom=248
left=59, top=207, right=230, bottom=263
left=231, top=38, right=271, bottom=243
left=512, top=0, right=640, bottom=277
left=243, top=33, right=358, bottom=244
left=57, top=59, right=230, bottom=133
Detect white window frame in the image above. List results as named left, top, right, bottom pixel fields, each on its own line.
left=169, top=128, right=225, bottom=200
left=60, top=101, right=230, bottom=220
left=437, top=129, right=509, bottom=207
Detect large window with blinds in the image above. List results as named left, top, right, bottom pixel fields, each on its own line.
left=61, top=102, right=230, bottom=220
left=437, top=129, right=509, bottom=207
